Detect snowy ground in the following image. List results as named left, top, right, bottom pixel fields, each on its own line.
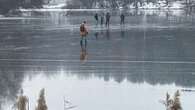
left=127, top=1, right=186, bottom=9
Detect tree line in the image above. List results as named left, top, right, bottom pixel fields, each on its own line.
left=66, top=0, right=195, bottom=9
left=1, top=0, right=195, bottom=14
left=0, top=0, right=49, bottom=14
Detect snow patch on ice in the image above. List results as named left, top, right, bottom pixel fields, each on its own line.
left=14, top=47, right=31, bottom=50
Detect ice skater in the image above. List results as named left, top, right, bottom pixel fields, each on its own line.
left=94, top=13, right=99, bottom=25
left=100, top=13, right=104, bottom=26
left=105, top=12, right=111, bottom=27
left=120, top=13, right=125, bottom=25
left=80, top=21, right=88, bottom=48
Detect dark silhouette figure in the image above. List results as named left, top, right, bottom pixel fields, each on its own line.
left=106, top=29, right=110, bottom=40
left=120, top=29, right=125, bottom=38
left=94, top=13, right=99, bottom=25
left=100, top=13, right=104, bottom=26
left=105, top=12, right=111, bottom=27
left=120, top=13, right=125, bottom=25
left=94, top=32, right=99, bottom=40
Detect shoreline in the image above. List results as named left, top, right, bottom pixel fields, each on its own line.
left=16, top=8, right=192, bottom=12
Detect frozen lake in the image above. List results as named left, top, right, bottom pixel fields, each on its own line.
left=0, top=9, right=195, bottom=110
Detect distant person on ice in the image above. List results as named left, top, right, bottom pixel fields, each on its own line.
left=80, top=21, right=88, bottom=48
left=120, top=13, right=125, bottom=25
left=100, top=12, right=104, bottom=26
left=105, top=12, right=111, bottom=27
left=94, top=13, right=99, bottom=25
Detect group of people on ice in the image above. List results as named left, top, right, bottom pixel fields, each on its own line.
left=94, top=12, right=125, bottom=27
left=79, top=12, right=126, bottom=62
left=79, top=12, right=126, bottom=49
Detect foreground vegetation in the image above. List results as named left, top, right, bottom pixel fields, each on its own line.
left=15, top=88, right=47, bottom=110
left=14, top=88, right=182, bottom=110
left=160, top=90, right=182, bottom=110
left=0, top=0, right=48, bottom=14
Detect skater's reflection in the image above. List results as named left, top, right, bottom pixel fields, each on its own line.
left=94, top=32, right=99, bottom=40
left=80, top=48, right=88, bottom=63
left=121, top=30, right=125, bottom=38
left=106, top=29, right=110, bottom=40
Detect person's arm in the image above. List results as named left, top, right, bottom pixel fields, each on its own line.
left=85, top=25, right=89, bottom=34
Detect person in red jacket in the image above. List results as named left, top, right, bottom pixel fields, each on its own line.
left=80, top=21, right=88, bottom=48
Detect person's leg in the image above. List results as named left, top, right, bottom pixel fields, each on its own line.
left=102, top=19, right=103, bottom=25
left=108, top=20, right=110, bottom=27
left=80, top=37, right=83, bottom=48
left=106, top=20, right=108, bottom=27
left=85, top=38, right=87, bottom=48
left=97, top=19, right=99, bottom=25
left=96, top=19, right=98, bottom=25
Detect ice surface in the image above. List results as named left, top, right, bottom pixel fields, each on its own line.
left=0, top=10, right=195, bottom=110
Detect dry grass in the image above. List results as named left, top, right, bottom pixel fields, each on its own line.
left=161, top=90, right=182, bottom=110
left=171, top=90, right=182, bottom=110
left=35, top=88, right=48, bottom=110
left=16, top=89, right=29, bottom=110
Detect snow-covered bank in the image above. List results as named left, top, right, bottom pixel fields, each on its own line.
left=96, top=0, right=192, bottom=9
left=0, top=17, right=39, bottom=20
left=16, top=7, right=186, bottom=14
left=15, top=8, right=190, bottom=19
left=132, top=1, right=186, bottom=9
left=112, top=1, right=186, bottom=9
left=18, top=8, right=103, bottom=12
left=43, top=4, right=66, bottom=9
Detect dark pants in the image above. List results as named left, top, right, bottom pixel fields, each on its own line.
left=80, top=36, right=87, bottom=48
left=101, top=17, right=104, bottom=25
left=95, top=19, right=98, bottom=25
left=121, top=19, right=125, bottom=25
left=106, top=19, right=110, bottom=27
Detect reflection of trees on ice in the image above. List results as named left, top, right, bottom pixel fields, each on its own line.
left=50, top=12, right=69, bottom=25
